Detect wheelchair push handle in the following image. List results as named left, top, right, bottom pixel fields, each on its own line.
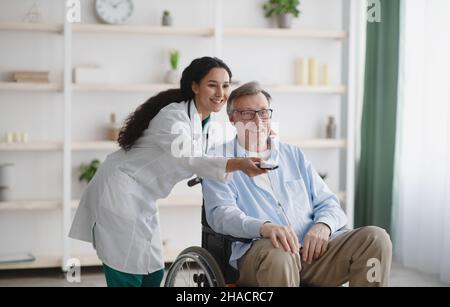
left=187, top=177, right=202, bottom=187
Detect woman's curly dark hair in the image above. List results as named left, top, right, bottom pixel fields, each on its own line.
left=118, top=57, right=232, bottom=151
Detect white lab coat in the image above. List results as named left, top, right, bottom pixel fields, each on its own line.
left=69, top=100, right=228, bottom=274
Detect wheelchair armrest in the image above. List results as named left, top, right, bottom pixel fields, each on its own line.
left=224, top=235, right=253, bottom=244
left=202, top=226, right=253, bottom=244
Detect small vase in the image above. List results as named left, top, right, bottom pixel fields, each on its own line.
left=165, top=69, right=180, bottom=84
left=107, top=112, right=121, bottom=141
left=276, top=13, right=293, bottom=29
left=326, top=116, right=337, bottom=139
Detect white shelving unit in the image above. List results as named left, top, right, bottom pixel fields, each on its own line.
left=0, top=142, right=62, bottom=151
left=266, top=85, right=346, bottom=94
left=0, top=138, right=347, bottom=152
left=72, top=23, right=214, bottom=37
left=224, top=28, right=347, bottom=39
left=0, top=81, right=61, bottom=92
left=0, top=81, right=346, bottom=94
left=0, top=190, right=348, bottom=212
left=0, top=200, right=62, bottom=211
left=72, top=83, right=346, bottom=94
left=0, top=22, right=63, bottom=33
left=0, top=196, right=203, bottom=212
left=0, top=0, right=360, bottom=271
left=72, top=83, right=173, bottom=93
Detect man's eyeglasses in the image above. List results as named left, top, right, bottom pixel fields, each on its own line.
left=232, top=109, right=273, bottom=120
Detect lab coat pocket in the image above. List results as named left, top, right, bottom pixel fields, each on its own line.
left=135, top=213, right=158, bottom=243
left=95, top=208, right=137, bottom=269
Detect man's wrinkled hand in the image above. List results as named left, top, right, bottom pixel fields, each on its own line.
left=260, top=223, right=301, bottom=253
left=301, top=223, right=331, bottom=264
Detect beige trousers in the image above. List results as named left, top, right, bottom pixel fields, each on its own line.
left=237, top=226, right=392, bottom=287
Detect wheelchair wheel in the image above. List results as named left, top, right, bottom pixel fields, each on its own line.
left=164, top=246, right=225, bottom=287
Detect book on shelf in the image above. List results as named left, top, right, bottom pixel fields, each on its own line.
left=13, top=70, right=50, bottom=83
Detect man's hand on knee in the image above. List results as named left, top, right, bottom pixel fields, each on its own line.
left=260, top=223, right=301, bottom=253
left=302, top=223, right=331, bottom=264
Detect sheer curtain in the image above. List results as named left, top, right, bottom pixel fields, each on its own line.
left=393, top=0, right=450, bottom=284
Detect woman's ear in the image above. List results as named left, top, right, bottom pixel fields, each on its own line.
left=191, top=82, right=199, bottom=95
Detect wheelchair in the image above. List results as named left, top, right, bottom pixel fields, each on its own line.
left=164, top=177, right=252, bottom=287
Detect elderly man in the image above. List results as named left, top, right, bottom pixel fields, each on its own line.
left=202, top=81, right=392, bottom=287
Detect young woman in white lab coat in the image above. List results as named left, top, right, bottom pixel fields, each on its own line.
left=69, top=57, right=265, bottom=287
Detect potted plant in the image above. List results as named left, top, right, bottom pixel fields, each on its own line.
left=164, top=49, right=181, bottom=84
left=263, top=0, right=301, bottom=29
left=79, top=159, right=100, bottom=184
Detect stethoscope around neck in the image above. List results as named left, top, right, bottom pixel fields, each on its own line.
left=186, top=99, right=209, bottom=187
left=187, top=98, right=211, bottom=149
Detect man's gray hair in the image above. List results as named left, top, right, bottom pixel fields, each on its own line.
left=227, top=81, right=272, bottom=115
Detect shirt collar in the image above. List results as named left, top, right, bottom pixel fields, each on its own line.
left=234, top=136, right=280, bottom=164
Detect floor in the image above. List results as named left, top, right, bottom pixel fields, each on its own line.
left=0, top=262, right=447, bottom=287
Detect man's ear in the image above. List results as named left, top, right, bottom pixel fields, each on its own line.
left=228, top=114, right=235, bottom=125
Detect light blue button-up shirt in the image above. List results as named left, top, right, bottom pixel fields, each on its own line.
left=202, top=138, right=348, bottom=269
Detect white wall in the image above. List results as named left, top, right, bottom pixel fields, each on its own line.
left=0, top=0, right=346, bottom=263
